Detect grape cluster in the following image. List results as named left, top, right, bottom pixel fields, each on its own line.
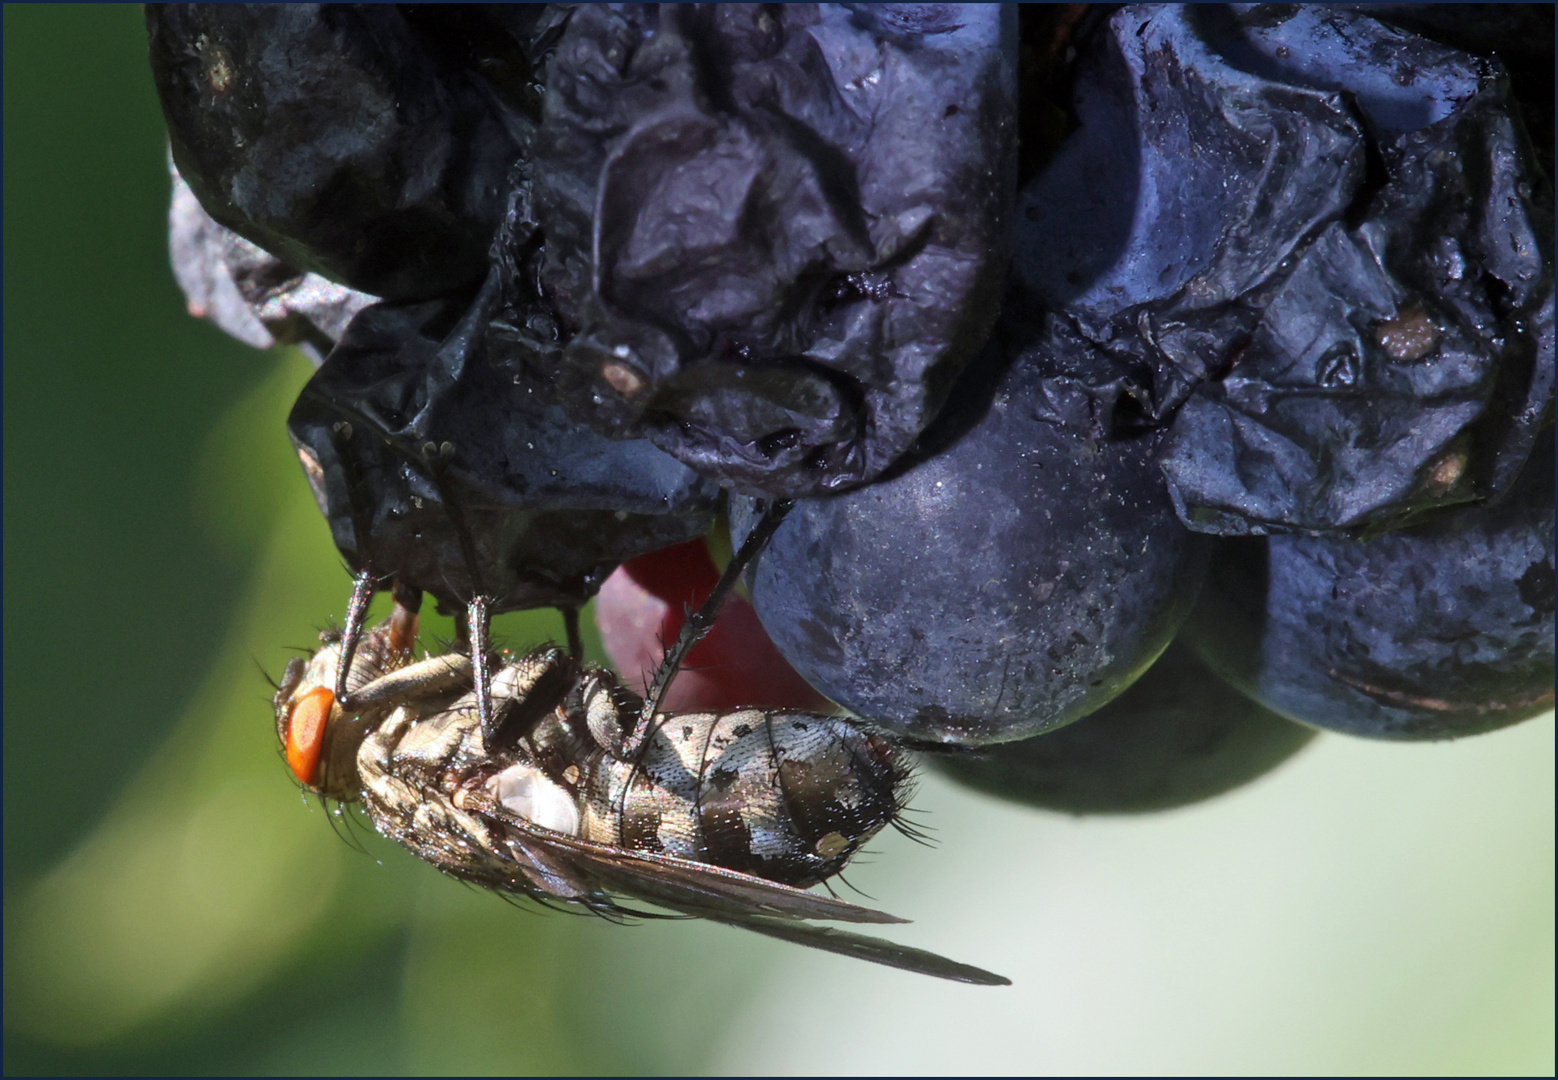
left=152, top=3, right=1553, bottom=816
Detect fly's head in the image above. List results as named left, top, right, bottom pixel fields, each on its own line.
left=273, top=605, right=420, bottom=802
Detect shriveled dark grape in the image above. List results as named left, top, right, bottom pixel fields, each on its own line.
left=1337, top=5, right=1556, bottom=63
left=1183, top=428, right=1555, bottom=740
left=288, top=272, right=719, bottom=615
left=1335, top=5, right=1555, bottom=180
left=928, top=643, right=1317, bottom=814
left=731, top=324, right=1211, bottom=746
left=147, top=3, right=533, bottom=301
left=522, top=3, right=1018, bottom=497
left=1017, top=5, right=1553, bottom=535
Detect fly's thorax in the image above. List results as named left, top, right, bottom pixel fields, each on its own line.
left=357, top=710, right=513, bottom=888
left=463, top=653, right=616, bottom=838
left=369, top=649, right=592, bottom=835
left=577, top=708, right=911, bottom=887
left=381, top=700, right=481, bottom=778
left=356, top=644, right=577, bottom=787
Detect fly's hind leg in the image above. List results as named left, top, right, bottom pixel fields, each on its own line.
left=625, top=500, right=794, bottom=755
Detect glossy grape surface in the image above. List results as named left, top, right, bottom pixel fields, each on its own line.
left=732, top=339, right=1211, bottom=745
left=1185, top=431, right=1555, bottom=740
left=930, top=643, right=1316, bottom=814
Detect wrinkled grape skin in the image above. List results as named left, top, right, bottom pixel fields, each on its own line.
left=732, top=338, right=1211, bottom=746
left=527, top=3, right=1018, bottom=498
left=1017, top=5, right=1553, bottom=535
left=1183, top=431, right=1556, bottom=740
left=929, top=643, right=1316, bottom=814
left=289, top=279, right=719, bottom=615
left=147, top=4, right=529, bottom=301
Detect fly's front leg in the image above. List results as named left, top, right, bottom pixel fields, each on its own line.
left=349, top=652, right=474, bottom=709
left=334, top=569, right=378, bottom=709
left=336, top=574, right=424, bottom=709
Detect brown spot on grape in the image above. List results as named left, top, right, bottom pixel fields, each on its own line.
left=602, top=360, right=645, bottom=397
left=197, top=35, right=234, bottom=95
left=1419, top=445, right=1468, bottom=497
left=1374, top=305, right=1441, bottom=361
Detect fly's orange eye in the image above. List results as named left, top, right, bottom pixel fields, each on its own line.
left=286, top=686, right=334, bottom=785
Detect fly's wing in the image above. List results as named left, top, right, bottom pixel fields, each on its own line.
left=470, top=798, right=1009, bottom=984
left=714, top=914, right=1011, bottom=987
left=475, top=802, right=902, bottom=925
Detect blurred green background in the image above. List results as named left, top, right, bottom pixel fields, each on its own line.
left=3, top=6, right=1553, bottom=1075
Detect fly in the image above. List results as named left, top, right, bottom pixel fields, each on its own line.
left=274, top=504, right=1008, bottom=985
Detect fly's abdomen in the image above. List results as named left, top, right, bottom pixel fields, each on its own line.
left=579, top=709, right=910, bottom=887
